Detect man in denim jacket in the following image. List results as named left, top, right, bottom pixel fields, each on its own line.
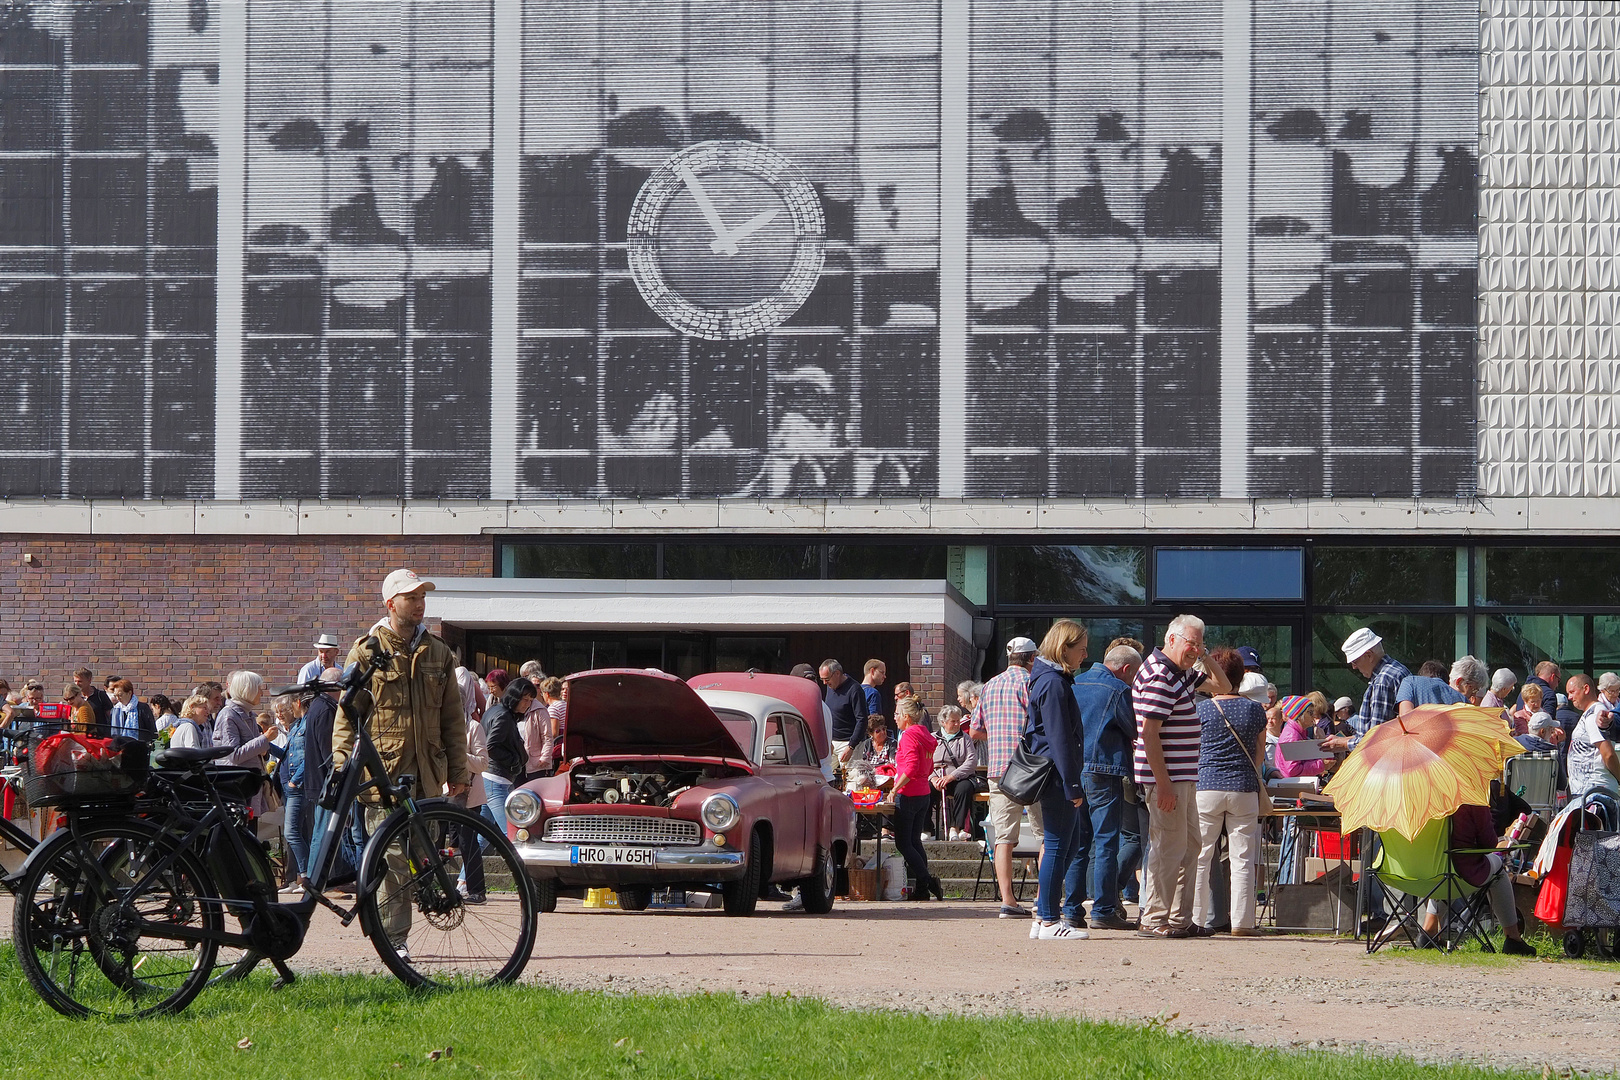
left=1067, top=643, right=1142, bottom=931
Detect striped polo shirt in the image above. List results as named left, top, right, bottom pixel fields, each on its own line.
left=1131, top=647, right=1207, bottom=785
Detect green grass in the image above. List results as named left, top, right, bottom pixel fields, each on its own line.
left=0, top=949, right=1540, bottom=1080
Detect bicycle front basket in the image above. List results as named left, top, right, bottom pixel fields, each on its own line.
left=24, top=729, right=150, bottom=807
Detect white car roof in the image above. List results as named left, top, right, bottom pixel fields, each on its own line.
left=695, top=689, right=802, bottom=721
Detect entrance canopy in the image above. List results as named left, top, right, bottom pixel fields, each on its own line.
left=425, top=577, right=978, bottom=639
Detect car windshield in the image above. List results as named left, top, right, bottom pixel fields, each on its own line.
left=711, top=708, right=757, bottom=761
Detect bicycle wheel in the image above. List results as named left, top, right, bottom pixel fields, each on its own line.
left=13, top=821, right=220, bottom=1019
left=358, top=803, right=536, bottom=988
left=94, top=832, right=259, bottom=986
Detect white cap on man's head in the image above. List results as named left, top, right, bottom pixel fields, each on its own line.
left=1333, top=696, right=1354, bottom=712
left=382, top=568, right=436, bottom=601
left=313, top=633, right=340, bottom=649
left=1006, top=636, right=1039, bottom=656
left=1341, top=627, right=1382, bottom=662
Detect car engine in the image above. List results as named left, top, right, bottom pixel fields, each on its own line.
left=568, top=763, right=707, bottom=807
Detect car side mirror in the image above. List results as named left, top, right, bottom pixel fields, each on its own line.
left=763, top=740, right=789, bottom=765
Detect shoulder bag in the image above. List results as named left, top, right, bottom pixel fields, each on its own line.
left=1213, top=699, right=1275, bottom=817
left=998, top=715, right=1056, bottom=806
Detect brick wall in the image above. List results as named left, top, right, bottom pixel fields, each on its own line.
left=0, top=536, right=493, bottom=697
left=906, top=622, right=976, bottom=716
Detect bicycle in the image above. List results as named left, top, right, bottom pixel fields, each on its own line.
left=10, top=637, right=537, bottom=1019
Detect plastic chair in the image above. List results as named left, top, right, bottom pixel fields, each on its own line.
left=1366, top=817, right=1507, bottom=954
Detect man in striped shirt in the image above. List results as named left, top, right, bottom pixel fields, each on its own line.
left=1132, top=614, right=1233, bottom=938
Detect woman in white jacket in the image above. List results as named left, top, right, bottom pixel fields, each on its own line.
left=457, top=715, right=492, bottom=902
left=169, top=694, right=215, bottom=750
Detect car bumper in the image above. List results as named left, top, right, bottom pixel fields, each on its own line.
left=515, top=841, right=746, bottom=883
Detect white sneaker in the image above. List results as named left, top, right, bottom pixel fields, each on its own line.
left=394, top=944, right=411, bottom=963
left=1037, top=920, right=1089, bottom=941
left=920, top=833, right=934, bottom=842
left=1029, top=918, right=1041, bottom=939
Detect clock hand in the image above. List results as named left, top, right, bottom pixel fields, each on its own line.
left=709, top=205, right=781, bottom=254
left=676, top=164, right=739, bottom=256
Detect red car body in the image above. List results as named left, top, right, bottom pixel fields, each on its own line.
left=506, top=668, right=855, bottom=915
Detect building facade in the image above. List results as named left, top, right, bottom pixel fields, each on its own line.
left=0, top=1, right=1615, bottom=704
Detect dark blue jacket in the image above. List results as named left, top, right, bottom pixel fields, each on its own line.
left=1024, top=657, right=1085, bottom=800
left=1072, top=663, right=1134, bottom=776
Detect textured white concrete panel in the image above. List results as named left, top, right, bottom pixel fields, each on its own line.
left=1478, top=1, right=1620, bottom=496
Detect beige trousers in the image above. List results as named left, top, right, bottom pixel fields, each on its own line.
left=1192, top=789, right=1261, bottom=930
left=364, top=806, right=411, bottom=948
left=1141, top=781, right=1200, bottom=930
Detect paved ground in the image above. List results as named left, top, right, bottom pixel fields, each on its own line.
left=270, top=896, right=1620, bottom=1076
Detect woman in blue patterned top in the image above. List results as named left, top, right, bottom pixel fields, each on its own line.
left=1192, top=646, right=1268, bottom=936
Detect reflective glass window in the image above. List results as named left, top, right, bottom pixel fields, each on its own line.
left=828, top=544, right=947, bottom=579
left=1480, top=615, right=1585, bottom=679
left=1311, top=614, right=1466, bottom=706
left=503, top=543, right=656, bottom=579
left=663, top=544, right=820, bottom=579
left=1596, top=616, right=1620, bottom=676
left=995, top=546, right=1147, bottom=605
left=1313, top=546, right=1462, bottom=606
left=1477, top=548, right=1620, bottom=606
left=1154, top=548, right=1303, bottom=602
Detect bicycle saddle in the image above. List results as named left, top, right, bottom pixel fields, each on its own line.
left=156, top=745, right=235, bottom=766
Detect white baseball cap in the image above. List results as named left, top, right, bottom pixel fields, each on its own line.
left=382, top=568, right=436, bottom=601
left=313, top=633, right=340, bottom=649
left=1006, top=636, right=1039, bottom=656
left=1333, top=696, right=1354, bottom=712
left=1341, top=627, right=1382, bottom=662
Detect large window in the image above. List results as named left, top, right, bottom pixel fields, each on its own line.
left=1476, top=548, right=1620, bottom=607
left=1154, top=548, right=1303, bottom=602
left=1313, top=546, right=1463, bottom=607
left=996, top=545, right=1146, bottom=606
left=1311, top=613, right=1465, bottom=705
left=663, top=544, right=819, bottom=580
left=503, top=543, right=656, bottom=579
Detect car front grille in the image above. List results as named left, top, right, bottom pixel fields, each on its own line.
left=541, top=815, right=703, bottom=846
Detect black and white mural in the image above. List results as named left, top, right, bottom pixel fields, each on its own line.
left=0, top=0, right=1476, bottom=501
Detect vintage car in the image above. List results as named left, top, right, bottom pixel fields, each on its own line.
left=505, top=668, right=856, bottom=916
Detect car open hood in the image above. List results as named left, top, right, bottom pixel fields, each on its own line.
left=562, top=668, right=750, bottom=762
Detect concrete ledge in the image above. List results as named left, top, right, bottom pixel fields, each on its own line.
left=2, top=497, right=1618, bottom=537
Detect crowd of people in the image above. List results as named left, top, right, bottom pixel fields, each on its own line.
left=808, top=618, right=1620, bottom=947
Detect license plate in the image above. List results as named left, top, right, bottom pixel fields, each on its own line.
left=571, top=845, right=659, bottom=866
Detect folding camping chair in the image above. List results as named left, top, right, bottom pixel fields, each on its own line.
left=1504, top=751, right=1559, bottom=820
left=971, top=810, right=1040, bottom=902
left=1364, top=817, right=1512, bottom=954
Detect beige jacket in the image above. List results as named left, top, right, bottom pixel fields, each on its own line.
left=332, top=621, right=469, bottom=800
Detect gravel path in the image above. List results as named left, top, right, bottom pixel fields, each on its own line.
left=271, top=897, right=1620, bottom=1076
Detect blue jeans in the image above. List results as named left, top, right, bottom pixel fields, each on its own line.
left=1035, top=788, right=1080, bottom=923
left=484, top=777, right=512, bottom=836
left=1081, top=772, right=1125, bottom=919
left=1119, top=799, right=1148, bottom=902
left=1061, top=792, right=1094, bottom=922
left=283, top=788, right=310, bottom=879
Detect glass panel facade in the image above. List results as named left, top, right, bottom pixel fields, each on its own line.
left=504, top=542, right=656, bottom=578
left=1313, top=546, right=1462, bottom=606
left=1154, top=548, right=1303, bottom=601
left=996, top=545, right=1147, bottom=605
left=1311, top=613, right=1465, bottom=705
left=663, top=544, right=819, bottom=579
left=1477, top=547, right=1620, bottom=606
left=828, top=544, right=948, bottom=579
left=1480, top=615, right=1585, bottom=679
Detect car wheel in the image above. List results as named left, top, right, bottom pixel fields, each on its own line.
left=616, top=885, right=653, bottom=912
left=535, top=877, right=558, bottom=914
left=798, top=846, right=836, bottom=915
left=722, top=831, right=762, bottom=917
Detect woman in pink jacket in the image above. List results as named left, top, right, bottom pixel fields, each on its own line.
left=890, top=696, right=943, bottom=900
left=1273, top=695, right=1325, bottom=778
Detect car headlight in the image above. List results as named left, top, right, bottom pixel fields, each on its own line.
left=505, top=789, right=542, bottom=828
left=700, top=793, right=740, bottom=834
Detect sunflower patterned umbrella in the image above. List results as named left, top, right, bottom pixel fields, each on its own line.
left=1323, top=704, right=1524, bottom=841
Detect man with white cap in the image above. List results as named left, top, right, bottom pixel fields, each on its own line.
left=299, top=633, right=341, bottom=685
left=970, top=636, right=1043, bottom=918
left=330, top=568, right=469, bottom=957
left=1319, top=627, right=1409, bottom=933
left=1319, top=628, right=1410, bottom=755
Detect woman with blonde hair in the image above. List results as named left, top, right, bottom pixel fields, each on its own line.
left=62, top=683, right=95, bottom=733
left=1025, top=619, right=1092, bottom=941
left=169, top=694, right=215, bottom=750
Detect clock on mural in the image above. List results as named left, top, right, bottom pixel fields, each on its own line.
left=627, top=140, right=826, bottom=341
